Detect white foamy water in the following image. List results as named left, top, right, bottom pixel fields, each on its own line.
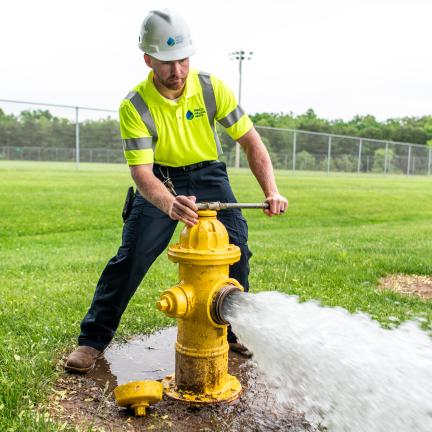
left=223, top=291, right=432, bottom=432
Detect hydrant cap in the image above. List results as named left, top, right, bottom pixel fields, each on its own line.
left=114, top=381, right=163, bottom=416
left=182, top=211, right=228, bottom=251
left=168, top=210, right=240, bottom=265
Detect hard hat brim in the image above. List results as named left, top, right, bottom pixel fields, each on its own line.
left=146, top=45, right=197, bottom=62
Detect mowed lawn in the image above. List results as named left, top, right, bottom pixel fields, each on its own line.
left=1, top=161, right=432, bottom=431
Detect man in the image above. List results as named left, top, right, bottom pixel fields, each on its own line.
left=65, top=9, right=288, bottom=373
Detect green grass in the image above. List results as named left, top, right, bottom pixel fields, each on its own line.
left=1, top=161, right=432, bottom=431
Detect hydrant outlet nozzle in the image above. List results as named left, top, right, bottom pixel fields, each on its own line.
left=211, top=285, right=243, bottom=325
left=157, top=285, right=190, bottom=318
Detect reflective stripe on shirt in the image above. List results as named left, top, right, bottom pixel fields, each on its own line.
left=218, top=105, right=245, bottom=128
left=125, top=91, right=158, bottom=147
left=123, top=137, right=153, bottom=151
left=198, top=72, right=223, bottom=156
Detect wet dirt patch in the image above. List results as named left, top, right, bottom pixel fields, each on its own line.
left=378, top=274, right=432, bottom=300
left=53, top=327, right=314, bottom=431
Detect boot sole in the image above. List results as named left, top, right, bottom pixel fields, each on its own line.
left=64, top=363, right=96, bottom=374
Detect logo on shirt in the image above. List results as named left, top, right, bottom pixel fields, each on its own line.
left=186, top=107, right=206, bottom=120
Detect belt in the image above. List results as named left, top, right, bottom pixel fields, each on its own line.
left=153, top=160, right=218, bottom=173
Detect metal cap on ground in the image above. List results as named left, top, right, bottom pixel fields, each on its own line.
left=114, top=381, right=163, bottom=416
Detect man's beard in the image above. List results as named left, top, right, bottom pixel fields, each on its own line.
left=155, top=72, right=186, bottom=90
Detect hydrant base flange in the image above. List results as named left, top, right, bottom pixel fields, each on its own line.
left=162, top=374, right=242, bottom=404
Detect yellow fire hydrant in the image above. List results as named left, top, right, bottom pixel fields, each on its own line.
left=157, top=209, right=243, bottom=404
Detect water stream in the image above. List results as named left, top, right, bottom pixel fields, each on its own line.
left=223, top=291, right=432, bottom=432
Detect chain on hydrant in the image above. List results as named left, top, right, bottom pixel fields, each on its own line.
left=157, top=209, right=244, bottom=403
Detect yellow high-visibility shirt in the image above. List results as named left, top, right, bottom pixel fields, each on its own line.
left=119, top=69, right=253, bottom=166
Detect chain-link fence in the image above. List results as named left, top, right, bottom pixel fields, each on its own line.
left=0, top=146, right=125, bottom=164
left=1, top=100, right=431, bottom=175
left=231, top=127, right=432, bottom=175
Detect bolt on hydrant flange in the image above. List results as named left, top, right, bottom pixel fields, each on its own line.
left=157, top=209, right=244, bottom=404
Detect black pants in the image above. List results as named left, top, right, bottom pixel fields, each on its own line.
left=78, top=161, right=252, bottom=351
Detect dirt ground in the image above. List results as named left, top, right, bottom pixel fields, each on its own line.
left=51, top=329, right=314, bottom=432
left=378, top=274, right=432, bottom=300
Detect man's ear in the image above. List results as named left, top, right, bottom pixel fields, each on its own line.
left=144, top=53, right=152, bottom=68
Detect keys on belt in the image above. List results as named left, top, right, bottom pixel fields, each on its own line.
left=163, top=177, right=177, bottom=196
left=158, top=166, right=177, bottom=196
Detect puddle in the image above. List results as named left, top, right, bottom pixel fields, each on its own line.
left=92, top=327, right=177, bottom=390
left=52, top=327, right=314, bottom=432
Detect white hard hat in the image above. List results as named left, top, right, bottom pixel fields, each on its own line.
left=138, top=9, right=197, bottom=61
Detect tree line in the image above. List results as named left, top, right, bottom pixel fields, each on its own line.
left=252, top=109, right=432, bottom=146
left=0, top=107, right=431, bottom=153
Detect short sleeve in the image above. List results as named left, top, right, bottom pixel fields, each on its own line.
left=119, top=100, right=154, bottom=165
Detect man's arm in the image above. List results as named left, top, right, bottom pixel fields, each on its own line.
left=237, top=127, right=288, bottom=216
left=129, top=164, right=198, bottom=226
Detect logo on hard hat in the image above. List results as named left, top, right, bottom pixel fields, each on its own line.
left=166, top=35, right=185, bottom=47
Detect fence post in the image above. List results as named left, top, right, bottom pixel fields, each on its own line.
left=357, top=139, right=362, bottom=174
left=428, top=147, right=431, bottom=176
left=292, top=131, right=297, bottom=175
left=384, top=141, right=389, bottom=176
left=407, top=145, right=411, bottom=175
left=75, top=107, right=80, bottom=170
left=327, top=135, right=332, bottom=175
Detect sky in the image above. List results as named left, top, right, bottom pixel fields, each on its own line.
left=1, top=0, right=431, bottom=121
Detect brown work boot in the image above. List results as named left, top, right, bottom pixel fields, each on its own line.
left=65, top=346, right=103, bottom=373
left=229, top=342, right=253, bottom=359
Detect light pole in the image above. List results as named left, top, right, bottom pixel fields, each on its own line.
left=229, top=50, right=253, bottom=168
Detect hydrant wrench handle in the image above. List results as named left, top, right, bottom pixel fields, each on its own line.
left=196, top=202, right=272, bottom=211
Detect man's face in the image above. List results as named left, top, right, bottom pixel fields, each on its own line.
left=145, top=54, right=190, bottom=91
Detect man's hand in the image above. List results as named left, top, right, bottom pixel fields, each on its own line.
left=169, top=195, right=198, bottom=227
left=264, top=193, right=288, bottom=217
left=130, top=165, right=198, bottom=226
